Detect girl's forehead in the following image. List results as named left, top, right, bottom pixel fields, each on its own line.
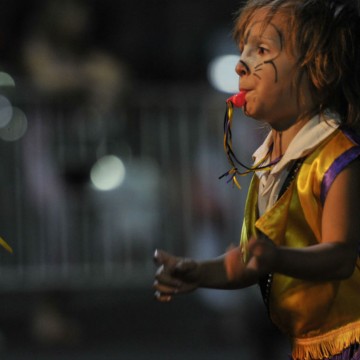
left=241, top=8, right=295, bottom=53
left=245, top=8, right=288, bottom=37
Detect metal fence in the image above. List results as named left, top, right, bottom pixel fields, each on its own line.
left=0, top=83, right=264, bottom=291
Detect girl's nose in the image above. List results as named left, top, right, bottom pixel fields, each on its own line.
left=235, top=60, right=250, bottom=77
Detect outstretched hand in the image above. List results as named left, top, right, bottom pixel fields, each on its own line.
left=153, top=249, right=201, bottom=302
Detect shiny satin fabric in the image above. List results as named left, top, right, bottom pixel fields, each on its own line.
left=240, top=128, right=360, bottom=360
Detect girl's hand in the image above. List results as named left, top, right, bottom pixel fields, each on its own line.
left=246, top=235, right=278, bottom=276
left=153, top=249, right=201, bottom=302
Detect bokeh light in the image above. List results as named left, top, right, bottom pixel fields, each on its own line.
left=0, top=95, right=14, bottom=128
left=90, top=155, right=126, bottom=191
left=207, top=54, right=239, bottom=94
left=0, top=72, right=16, bottom=87
left=0, top=107, right=28, bottom=141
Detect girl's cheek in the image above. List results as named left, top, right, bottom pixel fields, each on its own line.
left=244, top=95, right=257, bottom=116
left=245, top=54, right=258, bottom=68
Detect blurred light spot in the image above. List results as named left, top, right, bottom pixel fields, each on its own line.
left=90, top=155, right=126, bottom=191
left=207, top=55, right=239, bottom=94
left=0, top=107, right=28, bottom=141
left=0, top=72, right=15, bottom=87
left=0, top=95, right=13, bottom=128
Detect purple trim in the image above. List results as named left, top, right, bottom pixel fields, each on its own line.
left=288, top=344, right=360, bottom=360
left=341, top=126, right=360, bottom=145
left=354, top=348, right=360, bottom=360
left=320, top=146, right=360, bottom=205
left=325, top=343, right=360, bottom=360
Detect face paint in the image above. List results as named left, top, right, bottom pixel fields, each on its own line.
left=264, top=60, right=278, bottom=83
left=220, top=10, right=304, bottom=188
left=236, top=12, right=302, bottom=124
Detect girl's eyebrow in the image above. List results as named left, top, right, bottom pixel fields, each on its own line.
left=244, top=21, right=284, bottom=50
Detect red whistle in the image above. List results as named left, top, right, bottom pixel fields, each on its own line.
left=226, top=91, right=247, bottom=108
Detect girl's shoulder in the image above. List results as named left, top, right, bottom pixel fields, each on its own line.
left=299, top=126, right=360, bottom=205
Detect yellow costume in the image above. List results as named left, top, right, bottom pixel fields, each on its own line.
left=241, top=126, right=360, bottom=360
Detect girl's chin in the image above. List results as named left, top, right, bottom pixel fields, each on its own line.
left=243, top=105, right=261, bottom=120
left=244, top=105, right=276, bottom=124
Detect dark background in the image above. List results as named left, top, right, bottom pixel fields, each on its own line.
left=0, top=1, right=290, bottom=359
left=0, top=0, right=240, bottom=82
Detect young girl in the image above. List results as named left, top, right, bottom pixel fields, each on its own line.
left=153, top=1, right=360, bottom=359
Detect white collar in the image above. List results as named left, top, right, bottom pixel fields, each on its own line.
left=253, top=113, right=341, bottom=177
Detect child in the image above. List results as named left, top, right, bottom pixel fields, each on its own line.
left=153, top=0, right=360, bottom=359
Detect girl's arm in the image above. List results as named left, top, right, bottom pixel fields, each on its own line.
left=248, top=159, right=360, bottom=281
left=153, top=248, right=258, bottom=301
left=153, top=159, right=360, bottom=301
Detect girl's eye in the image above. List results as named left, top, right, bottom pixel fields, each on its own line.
left=258, top=46, right=268, bottom=55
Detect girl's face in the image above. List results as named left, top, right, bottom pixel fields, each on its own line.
left=235, top=9, right=312, bottom=129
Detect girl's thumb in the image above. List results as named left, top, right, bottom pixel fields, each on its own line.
left=153, top=249, right=174, bottom=266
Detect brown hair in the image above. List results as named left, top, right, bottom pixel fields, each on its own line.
left=233, top=0, right=360, bottom=131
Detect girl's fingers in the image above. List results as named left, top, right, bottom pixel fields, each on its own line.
left=153, top=280, right=178, bottom=295
left=153, top=249, right=198, bottom=301
left=154, top=291, right=173, bottom=302
left=155, top=265, right=183, bottom=288
left=154, top=249, right=179, bottom=268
